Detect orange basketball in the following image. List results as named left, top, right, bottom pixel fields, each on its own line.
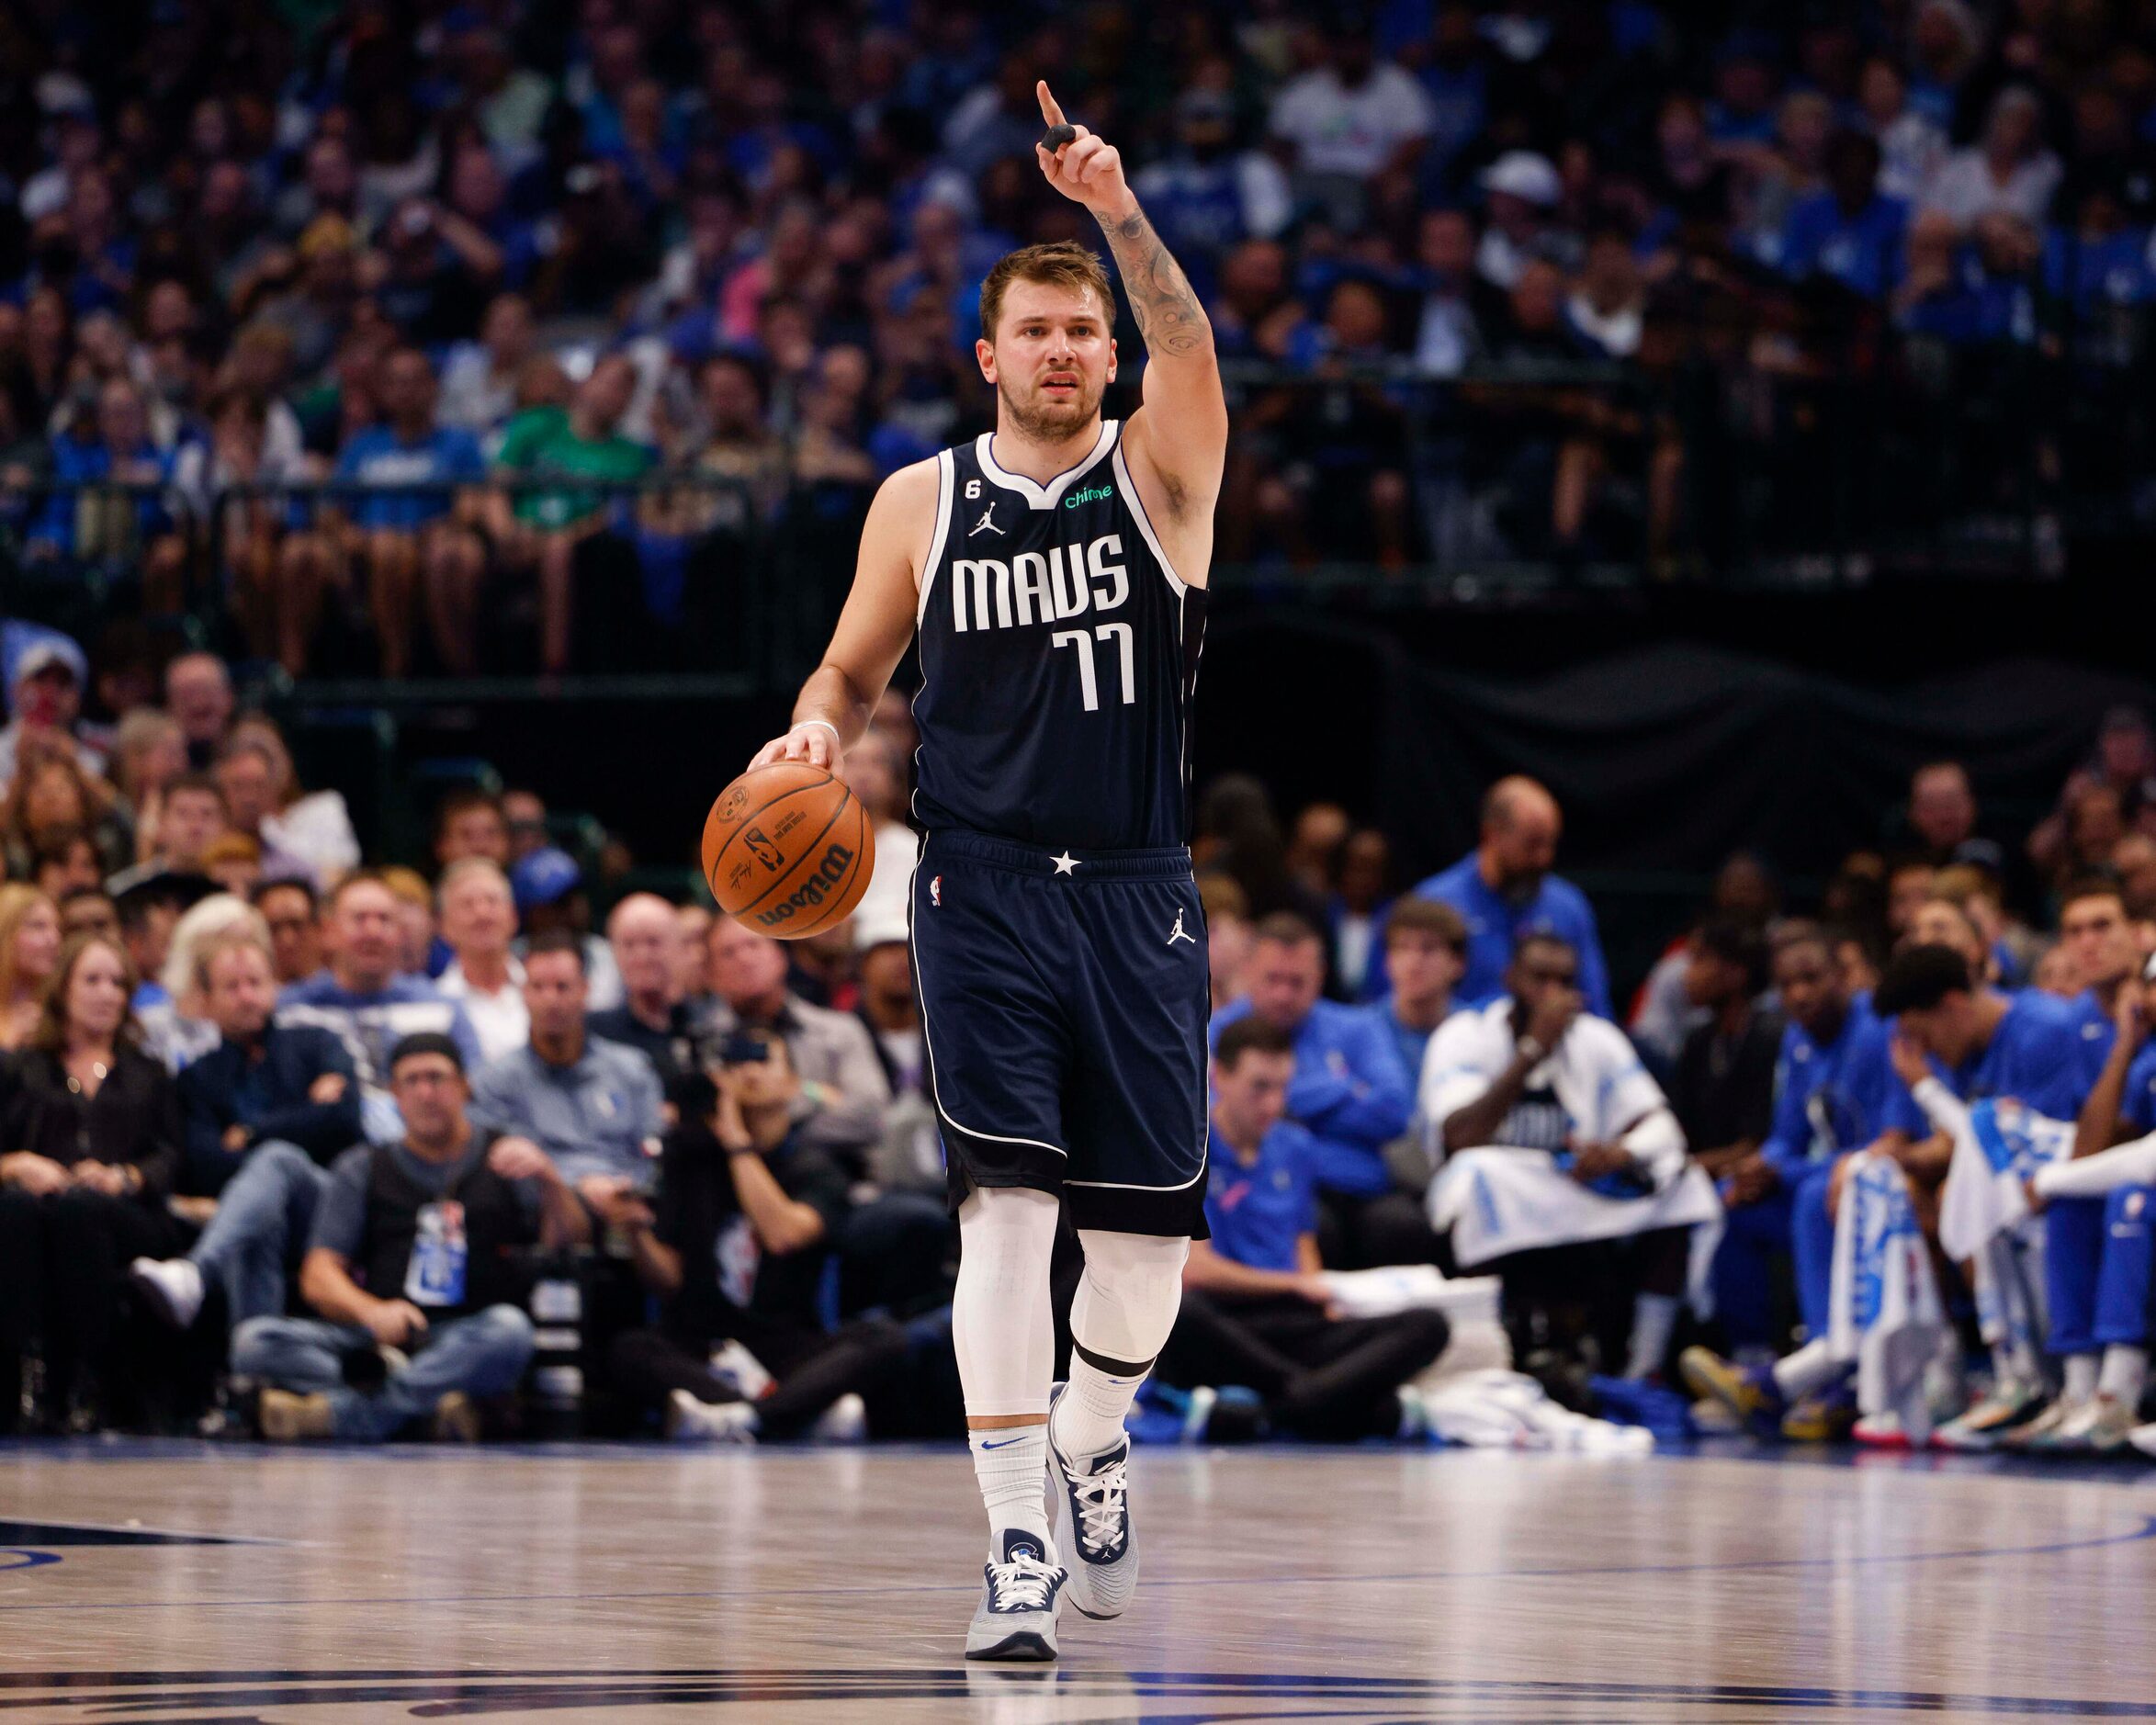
left=701, top=761, right=875, bottom=940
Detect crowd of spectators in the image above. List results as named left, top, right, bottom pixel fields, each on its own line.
left=11, top=1, right=2156, bottom=676
left=7, top=601, right=2156, bottom=1453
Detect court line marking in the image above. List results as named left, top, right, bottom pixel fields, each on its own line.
left=1, top=1516, right=2147, bottom=1614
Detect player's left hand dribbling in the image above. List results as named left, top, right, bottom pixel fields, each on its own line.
left=1035, top=82, right=1130, bottom=213
left=749, top=722, right=838, bottom=772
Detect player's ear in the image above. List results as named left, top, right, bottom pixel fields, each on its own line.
left=975, top=336, right=997, bottom=383
left=1107, top=336, right=1117, bottom=383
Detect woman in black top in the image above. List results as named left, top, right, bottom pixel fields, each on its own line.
left=0, top=933, right=184, bottom=1429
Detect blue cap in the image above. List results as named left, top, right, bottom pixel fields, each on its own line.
left=511, top=846, right=582, bottom=911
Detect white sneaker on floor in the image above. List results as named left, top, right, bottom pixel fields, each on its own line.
left=664, top=1389, right=758, bottom=1445
left=130, top=1257, right=203, bottom=1330
left=1047, top=1381, right=1139, bottom=1619
left=965, top=1528, right=1067, bottom=1662
left=807, top=1392, right=866, bottom=1443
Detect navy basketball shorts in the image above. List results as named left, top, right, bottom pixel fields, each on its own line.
left=909, top=829, right=1211, bottom=1240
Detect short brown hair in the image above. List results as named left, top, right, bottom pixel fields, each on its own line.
left=979, top=242, right=1114, bottom=342
left=1215, top=1015, right=1294, bottom=1072
left=1251, top=910, right=1322, bottom=950
left=1383, top=897, right=1466, bottom=952
left=1197, top=872, right=1248, bottom=923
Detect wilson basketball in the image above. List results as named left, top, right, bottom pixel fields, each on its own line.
left=701, top=761, right=875, bottom=940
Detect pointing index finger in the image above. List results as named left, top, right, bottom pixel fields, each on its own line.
left=1037, top=80, right=1066, bottom=129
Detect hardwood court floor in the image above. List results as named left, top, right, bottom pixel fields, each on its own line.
left=2, top=1440, right=2154, bottom=1722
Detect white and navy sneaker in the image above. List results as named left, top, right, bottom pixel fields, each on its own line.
left=965, top=1528, right=1067, bottom=1662
left=1047, top=1383, right=1138, bottom=1620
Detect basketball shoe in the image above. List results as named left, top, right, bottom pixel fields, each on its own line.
left=965, top=1527, right=1067, bottom=1662
left=1046, top=1381, right=1138, bottom=1619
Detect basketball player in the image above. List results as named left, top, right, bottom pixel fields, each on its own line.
left=751, top=83, right=1225, bottom=1661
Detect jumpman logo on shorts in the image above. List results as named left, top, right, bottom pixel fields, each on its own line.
left=1167, top=908, right=1196, bottom=946
left=970, top=502, right=1003, bottom=536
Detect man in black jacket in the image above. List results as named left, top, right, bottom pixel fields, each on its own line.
left=130, top=928, right=362, bottom=1335
left=604, top=1037, right=907, bottom=1442
left=231, top=1032, right=588, bottom=1441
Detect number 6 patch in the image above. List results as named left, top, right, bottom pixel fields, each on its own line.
left=965, top=479, right=981, bottom=499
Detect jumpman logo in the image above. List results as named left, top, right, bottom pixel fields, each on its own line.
left=1167, top=908, right=1196, bottom=946
left=970, top=502, right=1003, bottom=536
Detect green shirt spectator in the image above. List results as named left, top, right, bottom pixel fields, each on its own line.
left=493, top=358, right=652, bottom=529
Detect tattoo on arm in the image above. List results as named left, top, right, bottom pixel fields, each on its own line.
left=1102, top=206, right=1212, bottom=360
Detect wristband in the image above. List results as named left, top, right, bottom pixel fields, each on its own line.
left=798, top=717, right=842, bottom=751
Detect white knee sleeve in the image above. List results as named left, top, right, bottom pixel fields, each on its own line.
left=953, top=1187, right=1061, bottom=1418
left=1070, top=1229, right=1190, bottom=1366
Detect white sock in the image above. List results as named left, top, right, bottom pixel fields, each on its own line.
left=1053, top=1349, right=1146, bottom=1458
left=2062, top=1353, right=2099, bottom=1404
left=2098, top=1345, right=2148, bottom=1408
left=1625, top=1293, right=1681, bottom=1381
left=970, top=1426, right=1050, bottom=1551
left=1772, top=1338, right=1844, bottom=1403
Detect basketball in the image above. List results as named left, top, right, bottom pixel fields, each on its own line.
left=701, top=761, right=875, bottom=940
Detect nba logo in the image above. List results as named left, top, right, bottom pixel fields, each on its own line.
left=931, top=875, right=943, bottom=907
left=743, top=826, right=781, bottom=871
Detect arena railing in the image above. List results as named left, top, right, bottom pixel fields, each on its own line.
left=1, top=330, right=2137, bottom=675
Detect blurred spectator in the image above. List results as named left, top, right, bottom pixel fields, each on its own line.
left=468, top=930, right=661, bottom=1199
left=1902, top=761, right=2002, bottom=874
left=1413, top=208, right=1485, bottom=378
left=696, top=918, right=890, bottom=1167
left=1422, top=932, right=1691, bottom=1380
left=0, top=933, right=183, bottom=1429
left=1923, top=86, right=2061, bottom=231
left=232, top=1032, right=582, bottom=1443
left=1474, top=152, right=1568, bottom=292
left=1200, top=873, right=1255, bottom=1014
left=502, top=788, right=549, bottom=862
left=586, top=893, right=698, bottom=1092
left=1133, top=75, right=1292, bottom=299
left=1779, top=131, right=1907, bottom=300
left=487, top=353, right=652, bottom=673
left=1, top=637, right=103, bottom=786
left=439, top=293, right=537, bottom=437
left=252, top=878, right=322, bottom=987
left=1671, top=917, right=1781, bottom=1205
left=509, top=846, right=623, bottom=1010
left=434, top=789, right=512, bottom=872
left=604, top=1033, right=907, bottom=1445
left=31, top=829, right=106, bottom=901
left=129, top=926, right=360, bottom=1337
left=1370, top=896, right=1469, bottom=1112
left=1162, top=1017, right=1450, bottom=1441
left=163, top=653, right=234, bottom=770
left=1210, top=912, right=1423, bottom=1268
left=1269, top=22, right=1433, bottom=230
left=277, top=873, right=482, bottom=1142
left=0, top=885, right=62, bottom=1052
left=3, top=748, right=126, bottom=878
left=852, top=917, right=939, bottom=1200
left=435, top=860, right=528, bottom=1063
left=673, top=904, right=714, bottom=1005
left=331, top=347, right=490, bottom=678
left=1326, top=828, right=1394, bottom=1000
left=217, top=718, right=360, bottom=889
left=1860, top=57, right=1948, bottom=204
left=2029, top=708, right=2156, bottom=880
left=378, top=866, right=441, bottom=980
left=1285, top=803, right=1350, bottom=901
left=1415, top=776, right=1612, bottom=1019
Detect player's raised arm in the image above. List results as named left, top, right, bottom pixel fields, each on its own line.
left=749, top=457, right=937, bottom=771
left=1035, top=81, right=1227, bottom=549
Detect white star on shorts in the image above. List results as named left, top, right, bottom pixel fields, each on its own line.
left=1052, top=851, right=1079, bottom=875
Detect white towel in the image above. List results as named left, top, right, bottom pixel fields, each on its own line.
left=1416, top=1369, right=1655, bottom=1454
left=1427, top=1147, right=1724, bottom=1308
left=1931, top=1086, right=2074, bottom=1261
left=1320, top=1265, right=1502, bottom=1322
left=1827, top=1153, right=1947, bottom=1439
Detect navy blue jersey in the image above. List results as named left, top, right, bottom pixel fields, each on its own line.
left=911, top=420, right=1206, bottom=851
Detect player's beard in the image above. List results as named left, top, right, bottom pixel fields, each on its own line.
left=998, top=371, right=1105, bottom=445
